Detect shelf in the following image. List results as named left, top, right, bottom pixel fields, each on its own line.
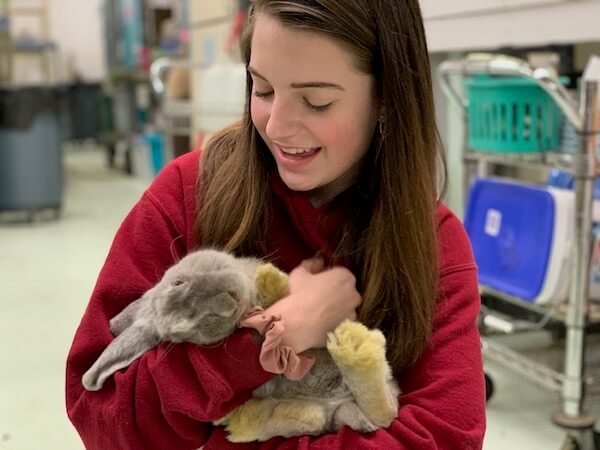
left=109, top=67, right=150, bottom=83
left=9, top=6, right=44, bottom=15
left=11, top=41, right=55, bottom=52
left=480, top=285, right=600, bottom=324
left=482, top=337, right=564, bottom=392
left=483, top=335, right=600, bottom=396
left=463, top=150, right=579, bottom=172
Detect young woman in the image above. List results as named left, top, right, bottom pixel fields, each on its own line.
left=66, top=1, right=486, bottom=448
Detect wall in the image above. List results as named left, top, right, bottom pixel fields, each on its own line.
left=189, top=0, right=235, bottom=68
left=421, top=0, right=570, bottom=19
left=424, top=0, right=600, bottom=52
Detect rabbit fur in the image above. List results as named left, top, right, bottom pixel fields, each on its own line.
left=82, top=248, right=400, bottom=442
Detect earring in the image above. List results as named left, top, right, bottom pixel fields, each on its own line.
left=378, top=118, right=386, bottom=138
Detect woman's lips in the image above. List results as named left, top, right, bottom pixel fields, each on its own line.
left=273, top=144, right=322, bottom=169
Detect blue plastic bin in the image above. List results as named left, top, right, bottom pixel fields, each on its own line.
left=145, top=132, right=165, bottom=176
left=0, top=87, right=63, bottom=213
left=464, top=178, right=556, bottom=301
left=466, top=75, right=563, bottom=153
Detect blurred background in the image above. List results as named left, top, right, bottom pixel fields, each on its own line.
left=0, top=1, right=600, bottom=449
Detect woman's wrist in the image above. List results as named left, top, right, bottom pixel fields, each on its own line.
left=238, top=304, right=315, bottom=379
left=262, top=297, right=309, bottom=354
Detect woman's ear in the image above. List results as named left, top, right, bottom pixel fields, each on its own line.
left=378, top=105, right=386, bottom=124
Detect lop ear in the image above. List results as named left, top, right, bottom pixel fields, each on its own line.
left=109, top=297, right=146, bottom=336
left=82, top=325, right=160, bottom=391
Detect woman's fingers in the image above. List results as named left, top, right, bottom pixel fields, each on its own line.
left=298, top=257, right=325, bottom=274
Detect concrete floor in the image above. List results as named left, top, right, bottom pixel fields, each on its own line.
left=0, top=144, right=598, bottom=449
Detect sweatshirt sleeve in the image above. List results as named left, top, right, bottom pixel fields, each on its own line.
left=65, top=158, right=275, bottom=450
left=267, top=205, right=486, bottom=450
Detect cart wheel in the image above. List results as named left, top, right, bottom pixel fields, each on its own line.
left=485, top=373, right=494, bottom=402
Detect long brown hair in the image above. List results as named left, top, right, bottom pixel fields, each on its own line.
left=197, top=0, right=445, bottom=376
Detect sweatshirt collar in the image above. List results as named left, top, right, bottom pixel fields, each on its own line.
left=269, top=172, right=353, bottom=262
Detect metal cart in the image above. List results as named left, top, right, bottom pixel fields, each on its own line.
left=149, top=56, right=246, bottom=165
left=149, top=57, right=209, bottom=162
left=438, top=54, right=600, bottom=450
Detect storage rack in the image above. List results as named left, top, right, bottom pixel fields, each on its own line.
left=1, top=0, right=55, bottom=85
left=148, top=10, right=238, bottom=163
left=0, top=0, right=8, bottom=85
left=438, top=54, right=600, bottom=450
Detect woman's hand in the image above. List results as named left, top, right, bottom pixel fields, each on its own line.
left=263, top=258, right=361, bottom=353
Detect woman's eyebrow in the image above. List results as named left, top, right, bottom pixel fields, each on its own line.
left=247, top=66, right=267, bottom=80
left=290, top=81, right=344, bottom=91
left=248, top=66, right=345, bottom=91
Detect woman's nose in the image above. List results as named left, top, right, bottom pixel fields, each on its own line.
left=265, top=99, right=300, bottom=141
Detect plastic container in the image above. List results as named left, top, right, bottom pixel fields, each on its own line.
left=464, top=177, right=573, bottom=304
left=465, top=75, right=563, bottom=153
left=130, top=131, right=166, bottom=179
left=547, top=170, right=600, bottom=302
left=0, top=87, right=63, bottom=214
left=196, top=60, right=246, bottom=133
left=65, top=82, right=103, bottom=140
left=145, top=131, right=165, bottom=175
left=119, top=0, right=143, bottom=68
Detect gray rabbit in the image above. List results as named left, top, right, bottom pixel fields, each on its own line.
left=82, top=249, right=400, bottom=442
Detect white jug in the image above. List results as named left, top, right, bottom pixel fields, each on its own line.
left=196, top=59, right=247, bottom=133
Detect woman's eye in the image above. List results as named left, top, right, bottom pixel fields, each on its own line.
left=303, top=98, right=333, bottom=113
left=253, top=90, right=273, bottom=99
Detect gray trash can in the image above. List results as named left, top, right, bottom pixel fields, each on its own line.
left=0, top=87, right=63, bottom=216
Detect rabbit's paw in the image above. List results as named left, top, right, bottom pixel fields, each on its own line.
left=327, top=321, right=399, bottom=428
left=219, top=398, right=273, bottom=442
left=327, top=320, right=387, bottom=375
left=223, top=398, right=327, bottom=442
left=256, top=263, right=289, bottom=307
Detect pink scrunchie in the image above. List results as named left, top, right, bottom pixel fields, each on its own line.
left=239, top=307, right=315, bottom=380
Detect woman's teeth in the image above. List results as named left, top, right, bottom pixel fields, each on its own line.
left=281, top=147, right=318, bottom=155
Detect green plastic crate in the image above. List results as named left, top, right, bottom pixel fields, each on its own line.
left=465, top=75, right=563, bottom=153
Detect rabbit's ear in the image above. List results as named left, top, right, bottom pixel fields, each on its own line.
left=82, top=325, right=160, bottom=391
left=110, top=297, right=146, bottom=336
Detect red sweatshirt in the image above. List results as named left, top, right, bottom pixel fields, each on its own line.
left=66, top=151, right=485, bottom=449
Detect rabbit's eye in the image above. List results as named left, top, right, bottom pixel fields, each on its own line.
left=172, top=279, right=185, bottom=286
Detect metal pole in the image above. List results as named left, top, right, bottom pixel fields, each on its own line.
left=553, top=80, right=599, bottom=433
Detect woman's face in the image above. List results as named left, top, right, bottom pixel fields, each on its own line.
left=249, top=13, right=379, bottom=207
